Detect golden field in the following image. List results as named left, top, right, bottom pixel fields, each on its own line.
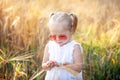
left=0, top=0, right=120, bottom=80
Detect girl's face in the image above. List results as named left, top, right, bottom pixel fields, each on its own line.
left=49, top=25, right=72, bottom=46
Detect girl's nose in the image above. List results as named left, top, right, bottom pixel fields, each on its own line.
left=56, top=36, right=60, bottom=41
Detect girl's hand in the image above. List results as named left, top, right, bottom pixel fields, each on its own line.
left=43, top=60, right=58, bottom=70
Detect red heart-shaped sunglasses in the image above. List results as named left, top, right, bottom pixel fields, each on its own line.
left=49, top=35, right=67, bottom=40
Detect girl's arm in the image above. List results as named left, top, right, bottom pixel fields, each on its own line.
left=62, top=44, right=83, bottom=72
left=42, top=45, right=50, bottom=70
left=42, top=44, right=58, bottom=70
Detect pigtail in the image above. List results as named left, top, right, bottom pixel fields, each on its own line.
left=69, top=13, right=78, bottom=33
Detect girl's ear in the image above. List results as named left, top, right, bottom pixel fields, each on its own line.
left=70, top=26, right=75, bottom=34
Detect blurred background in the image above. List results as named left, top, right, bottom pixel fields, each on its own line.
left=0, top=0, right=120, bottom=80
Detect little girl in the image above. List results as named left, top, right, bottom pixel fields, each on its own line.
left=42, top=11, right=83, bottom=80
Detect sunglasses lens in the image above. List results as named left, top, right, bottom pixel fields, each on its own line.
left=50, top=35, right=56, bottom=40
left=59, top=35, right=67, bottom=40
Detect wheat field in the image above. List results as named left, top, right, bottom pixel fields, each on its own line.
left=0, top=0, right=120, bottom=80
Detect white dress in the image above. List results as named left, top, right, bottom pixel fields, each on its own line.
left=45, top=40, right=83, bottom=80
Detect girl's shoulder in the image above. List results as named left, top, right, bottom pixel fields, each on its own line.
left=46, top=40, right=58, bottom=48
left=71, top=40, right=83, bottom=53
left=46, top=40, right=56, bottom=46
left=71, top=40, right=82, bottom=47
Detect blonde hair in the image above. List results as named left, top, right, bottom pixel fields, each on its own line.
left=48, top=11, right=78, bottom=33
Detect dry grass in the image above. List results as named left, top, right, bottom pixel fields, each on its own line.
left=0, top=0, right=120, bottom=80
